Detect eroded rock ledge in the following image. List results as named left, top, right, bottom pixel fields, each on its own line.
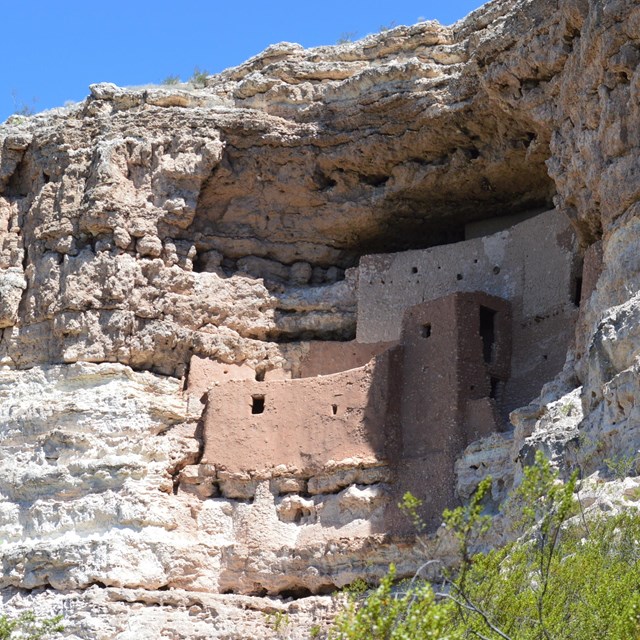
left=1, top=0, right=640, bottom=636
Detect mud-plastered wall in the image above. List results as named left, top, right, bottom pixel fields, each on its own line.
left=357, top=209, right=580, bottom=412
left=201, top=355, right=395, bottom=474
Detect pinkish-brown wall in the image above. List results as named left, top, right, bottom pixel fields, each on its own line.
left=390, top=292, right=512, bottom=531
left=186, top=356, right=256, bottom=399
left=295, top=340, right=396, bottom=378
left=199, top=292, right=511, bottom=532
left=202, top=353, right=394, bottom=474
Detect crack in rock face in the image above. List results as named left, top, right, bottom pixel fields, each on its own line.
left=1, top=0, right=640, bottom=636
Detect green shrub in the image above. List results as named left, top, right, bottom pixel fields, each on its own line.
left=189, top=66, right=209, bottom=88
left=0, top=611, right=63, bottom=639
left=330, top=565, right=460, bottom=640
left=604, top=451, right=639, bottom=479
left=331, top=451, right=640, bottom=640
left=161, top=74, right=181, bottom=85
left=265, top=611, right=291, bottom=637
left=5, top=115, right=27, bottom=126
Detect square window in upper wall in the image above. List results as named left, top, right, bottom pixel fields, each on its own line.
left=421, top=323, right=432, bottom=338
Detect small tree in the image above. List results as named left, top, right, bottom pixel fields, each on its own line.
left=330, top=565, right=460, bottom=640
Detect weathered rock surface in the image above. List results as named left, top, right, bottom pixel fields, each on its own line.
left=1, top=0, right=640, bottom=636
left=0, top=361, right=449, bottom=635
left=1, top=586, right=341, bottom=640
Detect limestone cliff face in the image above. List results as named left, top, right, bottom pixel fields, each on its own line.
left=1, top=0, right=640, bottom=637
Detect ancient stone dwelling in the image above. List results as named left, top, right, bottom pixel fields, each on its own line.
left=189, top=207, right=583, bottom=529
left=1, top=0, right=638, bottom=634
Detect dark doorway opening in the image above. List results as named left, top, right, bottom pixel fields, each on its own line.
left=490, top=377, right=501, bottom=400
left=572, top=277, right=583, bottom=307
left=479, top=306, right=497, bottom=364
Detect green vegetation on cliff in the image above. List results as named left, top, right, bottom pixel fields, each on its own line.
left=0, top=612, right=63, bottom=640
left=331, top=452, right=640, bottom=640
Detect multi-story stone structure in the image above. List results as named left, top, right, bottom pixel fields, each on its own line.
left=190, top=208, right=581, bottom=529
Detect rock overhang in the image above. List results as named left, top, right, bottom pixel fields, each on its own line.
left=0, top=0, right=639, bottom=633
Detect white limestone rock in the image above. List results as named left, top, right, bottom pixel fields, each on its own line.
left=0, top=267, right=26, bottom=327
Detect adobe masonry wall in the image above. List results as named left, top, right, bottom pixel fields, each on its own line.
left=200, top=291, right=511, bottom=531
left=195, top=208, right=581, bottom=530
left=357, top=208, right=580, bottom=412
left=294, top=340, right=396, bottom=378
left=201, top=352, right=396, bottom=473
left=186, top=357, right=257, bottom=401
left=391, top=292, right=511, bottom=530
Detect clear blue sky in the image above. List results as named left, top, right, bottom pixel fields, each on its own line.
left=1, top=0, right=487, bottom=122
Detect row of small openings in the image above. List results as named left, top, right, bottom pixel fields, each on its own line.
left=251, top=395, right=340, bottom=416
left=375, top=265, right=503, bottom=284
left=456, top=266, right=501, bottom=280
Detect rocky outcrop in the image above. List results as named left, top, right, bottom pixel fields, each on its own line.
left=1, top=0, right=640, bottom=636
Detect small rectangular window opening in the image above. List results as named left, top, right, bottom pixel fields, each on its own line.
left=421, top=323, right=432, bottom=338
left=252, top=395, right=265, bottom=414
left=331, top=404, right=338, bottom=415
left=490, top=377, right=501, bottom=400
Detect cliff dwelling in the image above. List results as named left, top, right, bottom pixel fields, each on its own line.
left=188, top=206, right=585, bottom=534
left=3, top=0, right=637, bottom=630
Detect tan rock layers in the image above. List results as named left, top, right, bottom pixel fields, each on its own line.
left=0, top=0, right=640, bottom=637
